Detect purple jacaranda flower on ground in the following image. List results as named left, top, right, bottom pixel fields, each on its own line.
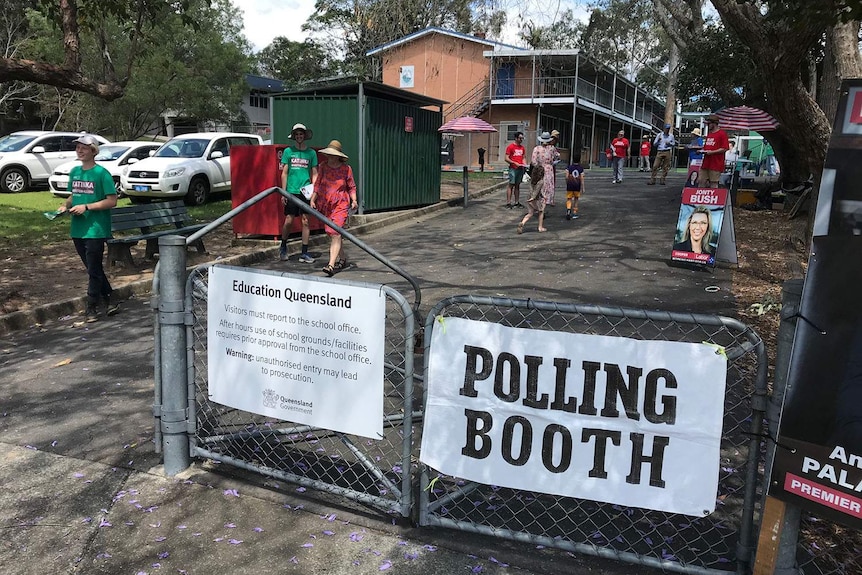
left=379, top=560, right=392, bottom=570
left=423, top=545, right=437, bottom=551
left=290, top=556, right=299, bottom=564
left=322, top=530, right=334, bottom=536
left=301, top=543, right=313, bottom=548
left=99, top=519, right=112, bottom=527
left=224, top=522, right=236, bottom=529
left=253, top=527, right=264, bottom=533
left=155, top=536, right=166, bottom=542
left=158, top=551, right=169, bottom=559
left=228, top=539, right=242, bottom=545
left=350, top=532, right=364, bottom=542
left=223, top=489, right=239, bottom=497
left=472, top=566, right=483, bottom=573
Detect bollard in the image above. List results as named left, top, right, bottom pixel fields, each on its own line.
left=158, top=235, right=190, bottom=475
left=462, top=165, right=469, bottom=207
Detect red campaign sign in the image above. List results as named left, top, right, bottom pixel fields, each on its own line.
left=784, top=473, right=862, bottom=520
left=850, top=90, right=862, bottom=125
left=405, top=116, right=414, bottom=133
left=681, top=187, right=727, bottom=206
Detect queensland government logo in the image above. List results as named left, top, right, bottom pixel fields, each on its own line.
left=262, top=388, right=278, bottom=408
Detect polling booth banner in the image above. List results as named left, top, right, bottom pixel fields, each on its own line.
left=671, top=187, right=728, bottom=267
left=207, top=265, right=386, bottom=440
left=420, top=317, right=728, bottom=517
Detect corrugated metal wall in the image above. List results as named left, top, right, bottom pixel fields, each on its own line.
left=365, top=97, right=441, bottom=211
left=272, top=93, right=441, bottom=212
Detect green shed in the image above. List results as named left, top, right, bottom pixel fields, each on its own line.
left=271, top=81, right=445, bottom=213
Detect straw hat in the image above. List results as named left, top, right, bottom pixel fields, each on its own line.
left=691, top=127, right=702, bottom=136
left=289, top=123, right=313, bottom=140
left=550, top=129, right=560, bottom=138
left=319, top=140, right=348, bottom=159
left=537, top=131, right=553, bottom=143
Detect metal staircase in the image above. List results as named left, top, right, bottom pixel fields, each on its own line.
left=444, top=80, right=490, bottom=121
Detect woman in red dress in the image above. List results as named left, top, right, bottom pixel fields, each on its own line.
left=310, top=140, right=358, bottom=276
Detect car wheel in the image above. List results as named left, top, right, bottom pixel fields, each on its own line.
left=185, top=176, right=209, bottom=206
left=129, top=196, right=150, bottom=204
left=113, top=177, right=125, bottom=198
left=1, top=168, right=29, bottom=193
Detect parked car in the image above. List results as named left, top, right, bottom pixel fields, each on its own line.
left=48, top=141, right=162, bottom=198
left=0, top=131, right=111, bottom=193
left=121, top=132, right=263, bottom=205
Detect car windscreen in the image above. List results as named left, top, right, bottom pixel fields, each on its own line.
left=154, top=138, right=208, bottom=158
left=0, top=134, right=37, bottom=152
left=95, top=145, right=130, bottom=161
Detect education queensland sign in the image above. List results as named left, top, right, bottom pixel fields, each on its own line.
left=420, top=317, right=728, bottom=517
left=207, top=265, right=386, bottom=439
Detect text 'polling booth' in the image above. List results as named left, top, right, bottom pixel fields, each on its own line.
left=421, top=317, right=727, bottom=517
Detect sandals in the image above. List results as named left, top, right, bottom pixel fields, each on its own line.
left=517, top=222, right=524, bottom=234
left=334, top=258, right=347, bottom=271
left=322, top=264, right=335, bottom=277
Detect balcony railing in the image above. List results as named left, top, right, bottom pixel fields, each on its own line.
left=491, top=75, right=660, bottom=126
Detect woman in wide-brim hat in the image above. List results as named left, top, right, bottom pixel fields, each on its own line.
left=531, top=131, right=560, bottom=207
left=310, top=140, right=357, bottom=276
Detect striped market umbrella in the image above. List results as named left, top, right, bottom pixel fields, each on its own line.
left=715, top=106, right=779, bottom=132
left=438, top=116, right=498, bottom=133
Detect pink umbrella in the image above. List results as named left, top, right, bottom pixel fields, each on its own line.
left=715, top=106, right=779, bottom=132
left=439, top=116, right=497, bottom=133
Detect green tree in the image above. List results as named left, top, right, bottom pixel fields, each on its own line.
left=0, top=0, right=200, bottom=100
left=256, top=38, right=337, bottom=90
left=23, top=0, right=251, bottom=139
left=655, top=0, right=862, bottom=186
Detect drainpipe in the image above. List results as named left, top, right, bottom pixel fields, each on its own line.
left=357, top=83, right=365, bottom=215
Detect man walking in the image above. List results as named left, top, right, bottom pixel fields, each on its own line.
left=505, top=132, right=527, bottom=208
left=610, top=130, right=629, bottom=183
left=648, top=124, right=676, bottom=185
left=280, top=123, right=317, bottom=262
left=57, top=135, right=119, bottom=322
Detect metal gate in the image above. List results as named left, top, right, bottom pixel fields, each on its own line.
left=418, top=295, right=767, bottom=575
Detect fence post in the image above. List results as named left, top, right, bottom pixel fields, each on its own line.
left=158, top=235, right=190, bottom=475
left=754, top=279, right=803, bottom=575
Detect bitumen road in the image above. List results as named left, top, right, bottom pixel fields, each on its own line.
left=0, top=168, right=736, bottom=574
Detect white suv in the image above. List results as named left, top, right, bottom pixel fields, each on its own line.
left=0, top=131, right=111, bottom=193
left=122, top=132, right=262, bottom=205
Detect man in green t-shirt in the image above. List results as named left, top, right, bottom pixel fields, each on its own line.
left=58, top=134, right=118, bottom=322
left=280, top=123, right=318, bottom=263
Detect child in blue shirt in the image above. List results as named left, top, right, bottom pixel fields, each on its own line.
left=565, top=156, right=586, bottom=220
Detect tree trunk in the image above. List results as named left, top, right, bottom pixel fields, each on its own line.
left=819, top=20, right=862, bottom=126
left=664, top=42, right=679, bottom=126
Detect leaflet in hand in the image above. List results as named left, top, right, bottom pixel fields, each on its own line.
left=300, top=184, right=314, bottom=200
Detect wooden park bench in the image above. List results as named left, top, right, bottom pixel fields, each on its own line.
left=107, top=201, right=208, bottom=267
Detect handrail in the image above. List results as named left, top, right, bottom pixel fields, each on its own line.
left=445, top=79, right=489, bottom=120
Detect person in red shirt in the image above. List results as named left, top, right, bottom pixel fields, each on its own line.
left=610, top=130, right=629, bottom=183
left=638, top=136, right=651, bottom=172
left=701, top=115, right=730, bottom=188
left=504, top=132, right=527, bottom=208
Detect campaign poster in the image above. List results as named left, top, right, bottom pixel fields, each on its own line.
left=420, top=316, right=728, bottom=517
left=670, top=187, right=727, bottom=267
left=207, top=265, right=386, bottom=440
left=768, top=80, right=862, bottom=529
left=685, top=158, right=703, bottom=188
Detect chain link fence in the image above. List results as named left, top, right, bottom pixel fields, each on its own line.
left=797, top=514, right=862, bottom=575
left=417, top=295, right=767, bottom=575
left=185, top=265, right=419, bottom=517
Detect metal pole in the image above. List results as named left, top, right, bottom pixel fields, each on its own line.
left=158, top=235, right=190, bottom=475
left=462, top=165, right=469, bottom=207
left=768, top=279, right=804, bottom=575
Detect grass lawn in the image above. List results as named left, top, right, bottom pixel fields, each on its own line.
left=0, top=190, right=232, bottom=250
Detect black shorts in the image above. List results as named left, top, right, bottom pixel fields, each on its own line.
left=284, top=193, right=310, bottom=217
